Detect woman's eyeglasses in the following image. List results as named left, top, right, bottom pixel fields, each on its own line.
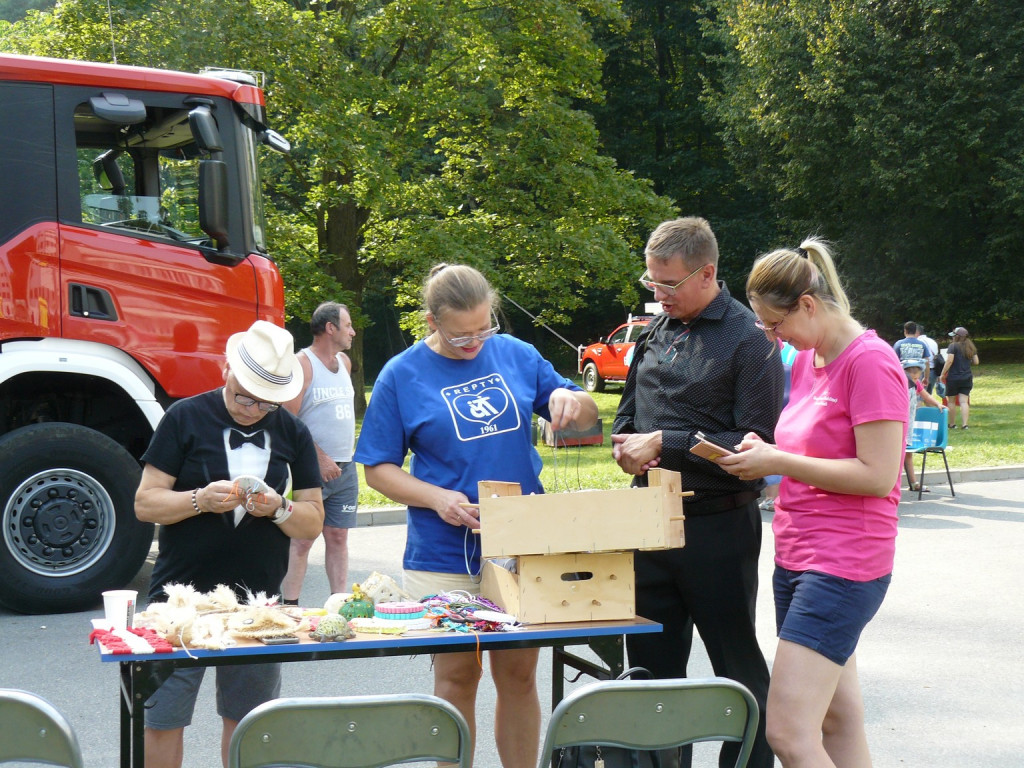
left=638, top=264, right=707, bottom=296
left=437, top=313, right=501, bottom=347
left=754, top=305, right=797, bottom=336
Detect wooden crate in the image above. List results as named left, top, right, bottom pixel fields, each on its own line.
left=480, top=552, right=634, bottom=624
left=477, top=468, right=685, bottom=558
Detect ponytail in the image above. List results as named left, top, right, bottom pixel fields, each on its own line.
left=747, top=237, right=851, bottom=317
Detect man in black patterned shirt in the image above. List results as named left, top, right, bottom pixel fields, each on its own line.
left=612, top=217, right=783, bottom=768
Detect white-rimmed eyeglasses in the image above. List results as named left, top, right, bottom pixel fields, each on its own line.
left=436, top=313, right=501, bottom=347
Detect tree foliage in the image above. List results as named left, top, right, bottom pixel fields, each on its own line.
left=2, top=0, right=675, bottom=398
left=707, top=0, right=1024, bottom=334
left=591, top=0, right=780, bottom=293
left=0, top=0, right=50, bottom=23
left=5, top=0, right=1021, bottom=357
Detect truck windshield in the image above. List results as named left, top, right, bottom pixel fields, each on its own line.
left=239, top=124, right=268, bottom=253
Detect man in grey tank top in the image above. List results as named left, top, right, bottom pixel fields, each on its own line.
left=280, top=301, right=358, bottom=604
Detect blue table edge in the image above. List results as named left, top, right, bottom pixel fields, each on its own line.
left=96, top=617, right=662, bottom=662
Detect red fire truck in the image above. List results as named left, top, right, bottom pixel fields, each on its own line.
left=0, top=54, right=290, bottom=613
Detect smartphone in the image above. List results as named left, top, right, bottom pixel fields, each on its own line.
left=689, top=431, right=737, bottom=461
left=259, top=635, right=299, bottom=645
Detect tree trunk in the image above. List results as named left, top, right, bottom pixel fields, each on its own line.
left=321, top=170, right=371, bottom=415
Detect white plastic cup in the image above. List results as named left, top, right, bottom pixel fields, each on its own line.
left=102, top=590, right=137, bottom=630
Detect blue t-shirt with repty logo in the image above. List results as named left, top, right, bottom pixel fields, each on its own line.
left=441, top=372, right=521, bottom=440
left=355, top=334, right=579, bottom=575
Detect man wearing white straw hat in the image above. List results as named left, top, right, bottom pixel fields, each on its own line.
left=135, top=320, right=324, bottom=768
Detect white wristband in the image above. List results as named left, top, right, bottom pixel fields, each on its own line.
left=272, top=500, right=293, bottom=525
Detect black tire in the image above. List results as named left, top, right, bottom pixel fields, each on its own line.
left=582, top=362, right=605, bottom=393
left=0, top=423, right=153, bottom=614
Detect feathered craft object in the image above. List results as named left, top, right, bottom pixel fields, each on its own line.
left=193, top=584, right=240, bottom=614
left=227, top=605, right=301, bottom=639
left=134, top=583, right=310, bottom=650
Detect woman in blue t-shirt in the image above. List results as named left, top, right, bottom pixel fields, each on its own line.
left=355, top=263, right=597, bottom=768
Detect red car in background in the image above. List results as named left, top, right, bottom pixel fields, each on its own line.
left=577, top=315, right=654, bottom=392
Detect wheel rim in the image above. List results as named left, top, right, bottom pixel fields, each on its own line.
left=584, top=366, right=596, bottom=389
left=2, top=468, right=117, bottom=577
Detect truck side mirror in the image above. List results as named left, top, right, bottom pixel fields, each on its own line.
left=260, top=129, right=290, bottom=154
left=188, top=105, right=223, bottom=154
left=92, top=150, right=126, bottom=195
left=199, top=159, right=229, bottom=249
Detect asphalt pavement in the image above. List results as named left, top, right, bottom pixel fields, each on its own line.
left=2, top=466, right=1022, bottom=767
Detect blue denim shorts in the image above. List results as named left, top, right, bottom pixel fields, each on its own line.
left=774, top=567, right=891, bottom=665
left=144, top=663, right=282, bottom=728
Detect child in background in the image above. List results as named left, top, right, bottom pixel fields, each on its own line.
left=903, top=358, right=944, bottom=492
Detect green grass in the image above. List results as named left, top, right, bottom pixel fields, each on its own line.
left=355, top=356, right=1024, bottom=508
left=952, top=362, right=1024, bottom=466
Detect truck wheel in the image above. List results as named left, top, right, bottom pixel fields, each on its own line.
left=0, top=423, right=153, bottom=614
left=582, top=362, right=606, bottom=393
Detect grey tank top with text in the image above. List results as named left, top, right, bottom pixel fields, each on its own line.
left=297, top=348, right=356, bottom=462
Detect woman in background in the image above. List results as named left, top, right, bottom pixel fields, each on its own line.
left=717, top=238, right=907, bottom=768
left=941, top=326, right=979, bottom=430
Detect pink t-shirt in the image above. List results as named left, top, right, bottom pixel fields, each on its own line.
left=773, top=330, right=908, bottom=580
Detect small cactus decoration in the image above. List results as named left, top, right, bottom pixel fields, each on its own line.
left=339, top=582, right=374, bottom=619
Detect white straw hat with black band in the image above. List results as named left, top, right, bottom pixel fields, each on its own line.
left=225, top=320, right=303, bottom=402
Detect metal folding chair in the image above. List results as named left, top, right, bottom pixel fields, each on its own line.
left=540, top=676, right=759, bottom=768
left=227, top=693, right=472, bottom=768
left=0, top=688, right=84, bottom=768
left=905, top=406, right=955, bottom=500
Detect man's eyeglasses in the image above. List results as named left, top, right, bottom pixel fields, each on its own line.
left=233, top=393, right=280, bottom=412
left=638, top=264, right=707, bottom=296
left=754, top=305, right=797, bottom=336
left=437, top=313, right=501, bottom=347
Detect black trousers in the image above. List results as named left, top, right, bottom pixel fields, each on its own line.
left=626, top=500, right=773, bottom=768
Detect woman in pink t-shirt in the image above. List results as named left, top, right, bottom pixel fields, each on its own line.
left=718, top=238, right=907, bottom=768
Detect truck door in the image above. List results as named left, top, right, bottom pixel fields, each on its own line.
left=53, top=85, right=262, bottom=398
left=0, top=82, right=60, bottom=339
left=602, top=324, right=632, bottom=380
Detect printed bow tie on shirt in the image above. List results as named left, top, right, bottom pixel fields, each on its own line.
left=229, top=429, right=266, bottom=450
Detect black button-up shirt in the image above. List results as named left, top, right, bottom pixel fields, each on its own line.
left=613, top=282, right=784, bottom=499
